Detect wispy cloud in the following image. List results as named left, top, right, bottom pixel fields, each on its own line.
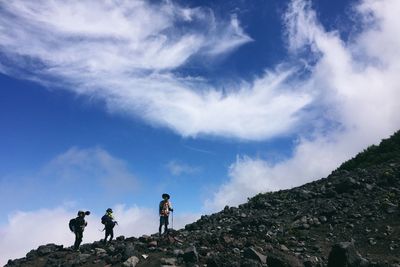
left=182, top=144, right=216, bottom=155
left=166, top=160, right=200, bottom=176
left=0, top=0, right=312, bottom=140
left=205, top=0, right=400, bottom=211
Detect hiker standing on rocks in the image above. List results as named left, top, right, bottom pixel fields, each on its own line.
left=70, top=210, right=90, bottom=251
left=159, top=193, right=173, bottom=236
left=101, top=208, right=117, bottom=244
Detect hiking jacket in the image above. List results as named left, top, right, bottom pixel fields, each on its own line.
left=159, top=200, right=173, bottom=216
left=75, top=217, right=87, bottom=232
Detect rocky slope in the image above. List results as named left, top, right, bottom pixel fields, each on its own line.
left=5, top=131, right=400, bottom=267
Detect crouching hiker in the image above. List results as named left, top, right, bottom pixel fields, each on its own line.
left=159, top=193, right=173, bottom=236
left=101, top=208, right=117, bottom=244
left=69, top=210, right=90, bottom=251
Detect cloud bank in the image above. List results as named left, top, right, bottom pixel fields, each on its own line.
left=205, top=0, right=400, bottom=211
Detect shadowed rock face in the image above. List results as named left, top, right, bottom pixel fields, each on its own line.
left=5, top=131, right=400, bottom=267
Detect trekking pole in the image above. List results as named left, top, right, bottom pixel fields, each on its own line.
left=172, top=211, right=174, bottom=230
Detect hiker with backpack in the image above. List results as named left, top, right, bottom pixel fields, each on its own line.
left=101, top=208, right=117, bottom=244
left=69, top=210, right=90, bottom=251
left=159, top=193, right=173, bottom=236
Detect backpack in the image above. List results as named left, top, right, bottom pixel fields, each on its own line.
left=101, top=214, right=112, bottom=225
left=101, top=214, right=116, bottom=228
left=159, top=200, right=170, bottom=216
left=69, top=218, right=76, bottom=232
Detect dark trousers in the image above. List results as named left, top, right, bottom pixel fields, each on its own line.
left=74, top=231, right=83, bottom=250
left=104, top=226, right=114, bottom=243
left=159, top=215, right=169, bottom=235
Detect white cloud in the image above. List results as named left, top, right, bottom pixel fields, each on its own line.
left=166, top=160, right=200, bottom=176
left=0, top=0, right=313, bottom=140
left=0, top=205, right=199, bottom=266
left=205, top=0, right=400, bottom=211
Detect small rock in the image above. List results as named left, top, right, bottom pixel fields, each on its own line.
left=183, top=246, right=199, bottom=263
left=327, top=242, right=368, bottom=267
left=95, top=248, right=107, bottom=256
left=37, top=244, right=62, bottom=256
left=116, top=235, right=125, bottom=241
left=123, top=256, right=140, bottom=267
left=160, top=257, right=178, bottom=265
left=139, top=235, right=151, bottom=242
left=124, top=243, right=136, bottom=259
left=241, top=259, right=262, bottom=267
left=148, top=241, right=158, bottom=247
left=173, top=249, right=184, bottom=256
left=319, top=216, right=328, bottom=223
left=280, top=245, right=289, bottom=252
left=243, top=247, right=267, bottom=264
left=77, top=253, right=91, bottom=264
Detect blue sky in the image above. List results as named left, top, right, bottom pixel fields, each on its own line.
left=1, top=0, right=400, bottom=264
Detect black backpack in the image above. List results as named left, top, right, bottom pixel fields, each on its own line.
left=69, top=218, right=76, bottom=232
left=101, top=215, right=110, bottom=225
left=102, top=214, right=117, bottom=228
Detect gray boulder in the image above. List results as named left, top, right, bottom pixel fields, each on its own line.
left=123, top=256, right=140, bottom=267
left=327, top=242, right=369, bottom=267
left=183, top=246, right=199, bottom=263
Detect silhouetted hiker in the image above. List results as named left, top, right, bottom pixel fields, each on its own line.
left=69, top=210, right=90, bottom=251
left=101, top=208, right=117, bottom=244
left=159, top=193, right=173, bottom=236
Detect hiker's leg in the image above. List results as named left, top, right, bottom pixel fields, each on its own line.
left=74, top=231, right=82, bottom=250
left=78, top=232, right=83, bottom=248
left=163, top=216, right=169, bottom=234
left=159, top=216, right=163, bottom=236
left=104, top=230, right=108, bottom=243
left=105, top=227, right=112, bottom=243
left=110, top=228, right=114, bottom=241
left=73, top=232, right=79, bottom=249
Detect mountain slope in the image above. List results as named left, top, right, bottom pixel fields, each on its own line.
left=5, top=131, right=400, bottom=267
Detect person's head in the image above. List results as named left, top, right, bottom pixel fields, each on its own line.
left=77, top=210, right=91, bottom=217
left=162, top=193, right=170, bottom=200
left=106, top=208, right=113, bottom=214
